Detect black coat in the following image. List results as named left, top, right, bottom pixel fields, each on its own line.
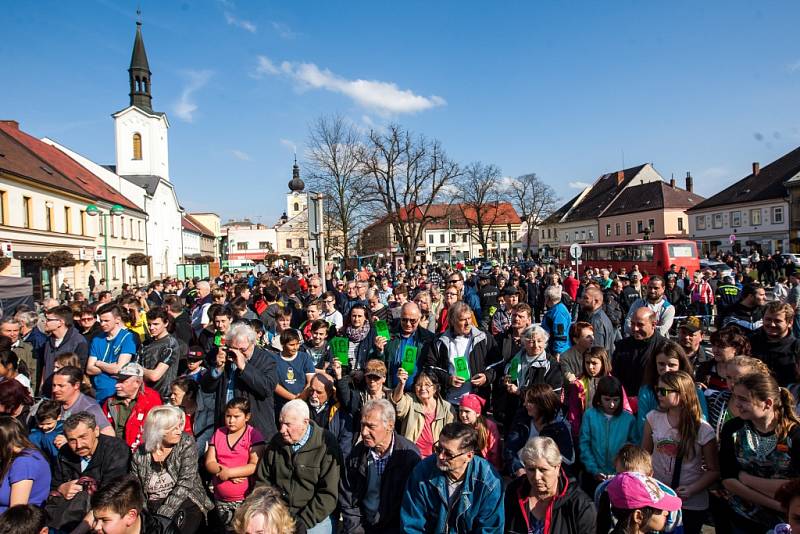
left=750, top=330, right=800, bottom=386
left=504, top=471, right=596, bottom=534
left=339, top=433, right=421, bottom=534
left=201, top=346, right=279, bottom=440
left=170, top=311, right=194, bottom=347
left=51, top=434, right=130, bottom=491
left=612, top=332, right=665, bottom=397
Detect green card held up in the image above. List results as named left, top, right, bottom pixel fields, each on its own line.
left=330, top=336, right=350, bottom=365
left=454, top=356, right=470, bottom=380
left=375, top=320, right=390, bottom=340
left=401, top=345, right=418, bottom=373
left=508, top=356, right=520, bottom=381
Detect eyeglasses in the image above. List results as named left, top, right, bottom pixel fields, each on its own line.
left=447, top=279, right=460, bottom=284
left=45, top=317, right=62, bottom=323
left=656, top=387, right=678, bottom=396
left=400, top=318, right=418, bottom=324
left=433, top=442, right=471, bottom=461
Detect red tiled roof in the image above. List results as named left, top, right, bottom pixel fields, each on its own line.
left=367, top=202, right=522, bottom=230
left=0, top=120, right=142, bottom=212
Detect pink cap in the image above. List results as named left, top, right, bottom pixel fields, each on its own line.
left=607, top=472, right=682, bottom=512
left=459, top=393, right=486, bottom=415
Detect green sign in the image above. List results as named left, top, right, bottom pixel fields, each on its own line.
left=508, top=356, right=520, bottom=381
left=330, top=337, right=350, bottom=365
left=454, top=356, right=470, bottom=380
left=375, top=320, right=390, bottom=341
left=401, top=345, right=418, bottom=374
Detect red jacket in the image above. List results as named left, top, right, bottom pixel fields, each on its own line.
left=102, top=386, right=162, bottom=451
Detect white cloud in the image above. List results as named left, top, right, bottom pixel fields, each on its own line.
left=253, top=55, right=446, bottom=115
left=280, top=139, right=297, bottom=153
left=788, top=60, right=800, bottom=72
left=225, top=12, right=257, bottom=33
left=230, top=149, right=251, bottom=161
left=271, top=21, right=298, bottom=39
left=173, top=70, right=213, bottom=122
left=569, top=181, right=591, bottom=189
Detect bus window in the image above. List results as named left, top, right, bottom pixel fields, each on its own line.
left=642, top=245, right=654, bottom=261
left=668, top=244, right=695, bottom=258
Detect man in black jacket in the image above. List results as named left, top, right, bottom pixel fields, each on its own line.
left=612, top=307, right=664, bottom=400
left=750, top=301, right=800, bottom=386
left=201, top=323, right=279, bottom=440
left=164, top=295, right=193, bottom=347
left=49, top=412, right=131, bottom=532
left=340, top=399, right=421, bottom=534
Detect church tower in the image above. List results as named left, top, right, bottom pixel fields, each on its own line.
left=113, top=20, right=170, bottom=180
left=287, top=157, right=307, bottom=218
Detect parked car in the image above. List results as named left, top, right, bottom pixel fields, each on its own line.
left=781, top=253, right=800, bottom=268
left=700, top=259, right=733, bottom=279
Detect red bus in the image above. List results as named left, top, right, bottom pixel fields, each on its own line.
left=556, top=239, right=700, bottom=275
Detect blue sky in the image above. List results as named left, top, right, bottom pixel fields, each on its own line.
left=3, top=1, right=800, bottom=224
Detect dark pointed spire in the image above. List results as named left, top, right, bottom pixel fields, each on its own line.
left=128, top=18, right=153, bottom=111
left=289, top=156, right=305, bottom=191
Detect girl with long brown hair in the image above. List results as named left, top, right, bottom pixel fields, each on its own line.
left=642, top=370, right=719, bottom=534
left=720, top=371, right=800, bottom=532
left=0, top=415, right=51, bottom=512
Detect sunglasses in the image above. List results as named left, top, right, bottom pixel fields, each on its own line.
left=656, top=387, right=677, bottom=396
left=433, top=442, right=471, bottom=461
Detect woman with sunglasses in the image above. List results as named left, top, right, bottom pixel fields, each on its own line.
left=392, top=368, right=455, bottom=458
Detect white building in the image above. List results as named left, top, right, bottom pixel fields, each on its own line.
left=688, top=160, right=794, bottom=256
left=223, top=220, right=278, bottom=270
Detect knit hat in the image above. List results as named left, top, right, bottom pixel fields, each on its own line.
left=459, top=393, right=486, bottom=415
left=607, top=472, right=682, bottom=512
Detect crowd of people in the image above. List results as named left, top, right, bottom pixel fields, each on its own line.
left=1, top=255, right=800, bottom=533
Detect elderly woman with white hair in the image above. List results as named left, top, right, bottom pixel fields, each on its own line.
left=504, top=436, right=596, bottom=534
left=130, top=405, right=212, bottom=532
left=504, top=324, right=563, bottom=398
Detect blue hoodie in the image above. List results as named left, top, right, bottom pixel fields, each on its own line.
left=543, top=301, right=572, bottom=355
left=579, top=407, right=635, bottom=476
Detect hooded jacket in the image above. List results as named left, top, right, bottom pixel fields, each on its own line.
left=400, top=454, right=504, bottom=534
left=503, top=470, right=596, bottom=534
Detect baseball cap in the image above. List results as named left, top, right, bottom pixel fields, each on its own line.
left=114, top=362, right=144, bottom=380
left=186, top=345, right=206, bottom=361
left=364, top=359, right=387, bottom=379
left=679, top=316, right=702, bottom=333
left=502, top=287, right=519, bottom=296
left=607, top=472, right=683, bottom=512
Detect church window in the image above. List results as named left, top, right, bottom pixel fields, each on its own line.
left=132, top=133, right=143, bottom=160
left=293, top=202, right=299, bottom=212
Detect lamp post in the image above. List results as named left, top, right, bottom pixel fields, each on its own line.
left=86, top=203, right=124, bottom=283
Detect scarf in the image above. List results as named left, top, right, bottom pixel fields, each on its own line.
left=345, top=323, right=370, bottom=343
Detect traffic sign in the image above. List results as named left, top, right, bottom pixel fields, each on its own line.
left=729, top=234, right=736, bottom=244
left=569, top=243, right=582, bottom=259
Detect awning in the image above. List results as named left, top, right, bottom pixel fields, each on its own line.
left=12, top=251, right=49, bottom=260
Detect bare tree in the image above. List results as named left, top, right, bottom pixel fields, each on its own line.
left=305, top=115, right=367, bottom=261
left=507, top=173, right=559, bottom=257
left=360, top=124, right=460, bottom=266
left=453, top=161, right=505, bottom=258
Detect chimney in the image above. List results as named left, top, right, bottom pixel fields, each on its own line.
left=670, top=177, right=676, bottom=188
left=616, top=170, right=624, bottom=185
left=752, top=162, right=760, bottom=176
left=685, top=171, right=693, bottom=193
left=0, top=120, right=19, bottom=130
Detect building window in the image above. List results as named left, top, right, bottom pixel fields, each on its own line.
left=626, top=222, right=632, bottom=235
left=22, top=197, right=32, bottom=228
left=293, top=202, right=299, bottom=212
left=588, top=230, right=594, bottom=239
left=546, top=228, right=551, bottom=239
left=259, top=241, right=270, bottom=249
left=500, top=231, right=506, bottom=242
left=46, top=204, right=54, bottom=231
left=440, top=234, right=445, bottom=243
left=605, top=224, right=611, bottom=236
left=64, top=206, right=72, bottom=234
left=637, top=220, right=644, bottom=233
left=615, top=223, right=621, bottom=236
left=712, top=213, right=723, bottom=229
left=511, top=231, right=517, bottom=241
left=574, top=231, right=579, bottom=241
left=648, top=219, right=655, bottom=231
left=132, top=133, right=142, bottom=160
left=451, top=233, right=456, bottom=243
left=730, top=211, right=741, bottom=227
left=751, top=208, right=761, bottom=225
left=678, top=217, right=684, bottom=231
left=120, top=216, right=125, bottom=238
left=237, top=242, right=248, bottom=251
left=554, top=228, right=558, bottom=238
left=286, top=239, right=292, bottom=249
left=331, top=236, right=339, bottom=246
left=112, top=256, right=118, bottom=280
left=462, top=234, right=467, bottom=243
left=299, top=238, right=305, bottom=248
left=428, top=234, right=433, bottom=244
left=130, top=219, right=134, bottom=238
left=696, top=215, right=706, bottom=230
left=0, top=191, right=6, bottom=225
left=773, top=206, right=784, bottom=224
left=138, top=221, right=143, bottom=241
left=80, top=210, right=87, bottom=235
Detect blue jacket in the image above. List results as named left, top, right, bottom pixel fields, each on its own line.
left=633, top=384, right=709, bottom=444
left=578, top=407, right=635, bottom=476
left=29, top=420, right=64, bottom=464
left=401, top=454, right=504, bottom=534
left=542, top=302, right=572, bottom=355
left=463, top=284, right=482, bottom=319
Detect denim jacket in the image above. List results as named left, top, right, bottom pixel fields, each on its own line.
left=400, top=454, right=504, bottom=534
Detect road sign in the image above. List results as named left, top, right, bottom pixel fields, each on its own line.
left=569, top=243, right=582, bottom=259
left=94, top=248, right=105, bottom=260
left=729, top=234, right=736, bottom=244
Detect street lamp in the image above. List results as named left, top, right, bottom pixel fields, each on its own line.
left=86, top=203, right=124, bottom=283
